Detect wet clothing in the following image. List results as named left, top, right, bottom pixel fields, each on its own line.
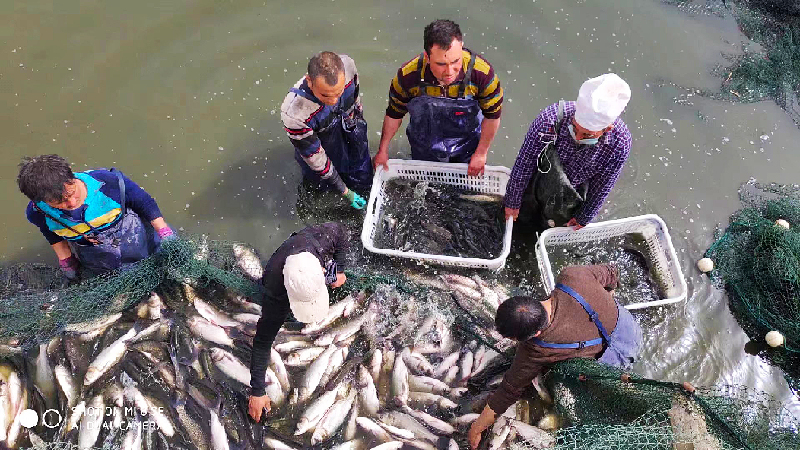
left=387, top=49, right=502, bottom=162
left=487, top=265, right=643, bottom=415
left=26, top=169, right=163, bottom=277
left=281, top=55, right=373, bottom=193
left=249, top=222, right=349, bottom=397
left=504, top=101, right=632, bottom=226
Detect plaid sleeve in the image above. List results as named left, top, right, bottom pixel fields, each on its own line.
left=504, top=103, right=560, bottom=210
left=574, top=125, right=632, bottom=225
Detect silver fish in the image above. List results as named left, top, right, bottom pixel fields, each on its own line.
left=78, top=395, right=104, bottom=449
left=408, top=392, right=457, bottom=410
left=319, top=346, right=349, bottom=389
left=300, top=344, right=338, bottom=402
left=314, top=303, right=376, bottom=346
left=401, top=349, right=434, bottom=376
left=357, top=364, right=380, bottom=415
left=0, top=385, right=7, bottom=442
left=408, top=374, right=450, bottom=396
left=144, top=395, right=176, bottom=437
left=458, top=193, right=504, bottom=203
left=231, top=295, right=262, bottom=315
left=264, top=438, right=299, bottom=449
left=450, top=413, right=481, bottom=426
left=401, top=405, right=455, bottom=435
left=472, top=349, right=501, bottom=377
left=270, top=348, right=291, bottom=392
left=301, top=293, right=357, bottom=335
left=286, top=346, right=326, bottom=366
left=343, top=400, right=359, bottom=441
left=508, top=418, right=555, bottom=448
left=5, top=381, right=26, bottom=448
left=391, top=352, right=409, bottom=406
left=369, top=348, right=383, bottom=385
left=295, top=386, right=342, bottom=435
left=413, top=316, right=437, bottom=343
left=375, top=420, right=415, bottom=440
left=64, top=312, right=123, bottom=337
left=369, top=443, right=404, bottom=450
left=441, top=274, right=479, bottom=290
left=434, top=351, right=461, bottom=378
left=233, top=312, right=261, bottom=326
left=379, top=411, right=437, bottom=443
left=311, top=391, right=357, bottom=444
left=331, top=440, right=366, bottom=450
left=84, top=326, right=138, bottom=387
left=460, top=350, right=474, bottom=383
left=443, top=365, right=459, bottom=385
left=488, top=417, right=511, bottom=450
left=66, top=400, right=86, bottom=432
left=187, top=316, right=235, bottom=347
left=265, top=368, right=286, bottom=409
left=190, top=290, right=241, bottom=328
left=34, top=343, right=56, bottom=402
left=209, top=409, right=230, bottom=450
left=209, top=347, right=251, bottom=387
left=232, top=243, right=264, bottom=280
left=121, top=418, right=143, bottom=450
left=275, top=340, right=314, bottom=354
left=531, top=373, right=553, bottom=404
left=356, top=416, right=393, bottom=443
left=472, top=345, right=487, bottom=373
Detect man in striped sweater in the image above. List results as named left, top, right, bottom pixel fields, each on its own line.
left=281, top=52, right=372, bottom=210
left=374, top=19, right=504, bottom=176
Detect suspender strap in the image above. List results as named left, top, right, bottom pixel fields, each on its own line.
left=290, top=86, right=323, bottom=105
left=33, top=203, right=97, bottom=243
left=536, top=99, right=566, bottom=174
left=457, top=51, right=476, bottom=99
left=111, top=168, right=127, bottom=218
left=530, top=282, right=611, bottom=350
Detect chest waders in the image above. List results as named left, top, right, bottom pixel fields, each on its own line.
left=405, top=51, right=483, bottom=163
left=35, top=169, right=159, bottom=278
left=518, top=100, right=589, bottom=232
left=290, top=86, right=373, bottom=193
left=532, top=283, right=642, bottom=369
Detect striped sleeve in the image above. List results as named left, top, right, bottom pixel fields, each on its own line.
left=472, top=55, right=503, bottom=119
left=281, top=108, right=347, bottom=193
left=386, top=67, right=411, bottom=119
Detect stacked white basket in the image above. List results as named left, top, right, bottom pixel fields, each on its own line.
left=535, top=214, right=687, bottom=310
left=361, top=159, right=514, bottom=270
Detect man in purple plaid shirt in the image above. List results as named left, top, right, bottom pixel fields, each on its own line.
left=504, top=74, right=632, bottom=231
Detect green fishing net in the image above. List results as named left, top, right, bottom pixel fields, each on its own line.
left=705, top=181, right=800, bottom=390
left=0, top=236, right=263, bottom=352
left=510, top=359, right=800, bottom=450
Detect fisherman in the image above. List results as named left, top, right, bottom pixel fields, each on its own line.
left=504, top=73, right=632, bottom=232
left=282, top=51, right=372, bottom=210
left=248, top=222, right=349, bottom=422
left=17, top=154, right=176, bottom=280
left=467, top=264, right=642, bottom=449
left=373, top=19, right=503, bottom=176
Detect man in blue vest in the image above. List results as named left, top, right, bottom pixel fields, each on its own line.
left=17, top=154, right=176, bottom=280
left=467, top=264, right=643, bottom=449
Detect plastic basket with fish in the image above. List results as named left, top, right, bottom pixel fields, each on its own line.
left=535, top=214, right=687, bottom=309
left=361, top=159, right=514, bottom=270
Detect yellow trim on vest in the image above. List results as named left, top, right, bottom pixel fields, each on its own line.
left=52, top=208, right=122, bottom=238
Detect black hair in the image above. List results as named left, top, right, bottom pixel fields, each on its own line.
left=17, top=154, right=76, bottom=203
left=307, top=51, right=345, bottom=86
left=423, top=19, right=463, bottom=54
left=495, top=296, right=550, bottom=341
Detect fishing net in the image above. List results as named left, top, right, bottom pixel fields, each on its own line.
left=0, top=236, right=264, bottom=352
left=704, top=180, right=800, bottom=390
left=508, top=359, right=800, bottom=450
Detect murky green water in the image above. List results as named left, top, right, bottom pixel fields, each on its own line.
left=2, top=0, right=799, bottom=422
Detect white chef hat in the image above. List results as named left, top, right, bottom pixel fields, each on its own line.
left=574, top=73, right=631, bottom=131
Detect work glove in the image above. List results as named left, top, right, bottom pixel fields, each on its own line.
left=157, top=226, right=178, bottom=242
left=59, top=255, right=80, bottom=281
left=324, top=260, right=339, bottom=285
left=343, top=189, right=367, bottom=210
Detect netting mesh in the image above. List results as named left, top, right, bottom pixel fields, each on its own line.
left=0, top=236, right=263, bottom=352
left=510, top=359, right=800, bottom=450
left=705, top=181, right=800, bottom=390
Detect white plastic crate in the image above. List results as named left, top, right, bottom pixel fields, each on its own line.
left=535, top=214, right=687, bottom=310
left=361, top=159, right=514, bottom=270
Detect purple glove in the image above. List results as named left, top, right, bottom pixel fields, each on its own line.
left=59, top=256, right=80, bottom=281
left=157, top=226, right=177, bottom=241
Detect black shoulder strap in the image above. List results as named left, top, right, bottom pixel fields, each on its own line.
left=416, top=53, right=426, bottom=82
left=110, top=168, right=127, bottom=217
left=555, top=99, right=566, bottom=136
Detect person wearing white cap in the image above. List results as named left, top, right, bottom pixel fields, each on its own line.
left=504, top=73, right=632, bottom=234
left=247, top=222, right=350, bottom=422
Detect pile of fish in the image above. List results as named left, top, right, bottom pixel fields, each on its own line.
left=546, top=234, right=664, bottom=306
left=375, top=179, right=506, bottom=259
left=0, top=269, right=559, bottom=450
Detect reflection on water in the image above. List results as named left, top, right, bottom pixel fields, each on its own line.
left=1, top=0, right=799, bottom=425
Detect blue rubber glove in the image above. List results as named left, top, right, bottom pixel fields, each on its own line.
left=59, top=255, right=80, bottom=281
left=343, top=190, right=367, bottom=210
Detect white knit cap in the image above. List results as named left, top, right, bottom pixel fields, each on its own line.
left=283, top=252, right=329, bottom=323
left=574, top=73, right=631, bottom=131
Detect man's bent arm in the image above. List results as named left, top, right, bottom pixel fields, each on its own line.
left=52, top=241, right=72, bottom=260
left=375, top=116, right=403, bottom=161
